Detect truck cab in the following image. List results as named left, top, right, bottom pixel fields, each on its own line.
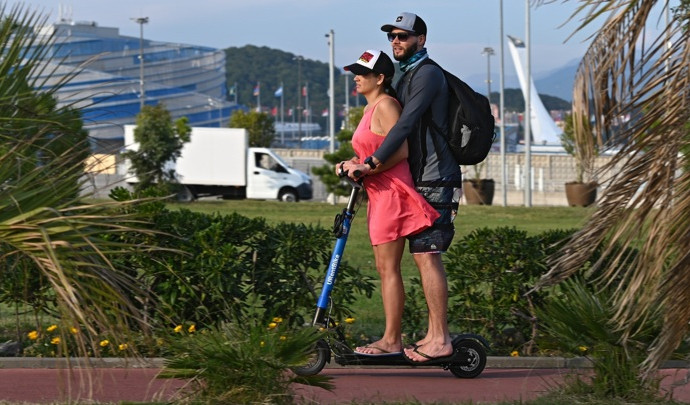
left=246, top=148, right=313, bottom=202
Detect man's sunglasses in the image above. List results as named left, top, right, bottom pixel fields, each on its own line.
left=387, top=32, right=416, bottom=42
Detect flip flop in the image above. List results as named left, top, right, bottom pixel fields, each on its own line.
left=403, top=346, right=455, bottom=364
left=353, top=344, right=402, bottom=357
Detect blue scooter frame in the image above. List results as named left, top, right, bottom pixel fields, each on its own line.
left=295, top=173, right=490, bottom=378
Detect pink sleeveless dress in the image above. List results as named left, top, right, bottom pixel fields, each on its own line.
left=352, top=97, right=440, bottom=245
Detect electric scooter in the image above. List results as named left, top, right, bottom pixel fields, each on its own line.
left=294, top=172, right=490, bottom=378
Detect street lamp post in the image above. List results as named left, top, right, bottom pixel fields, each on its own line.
left=325, top=29, right=335, bottom=153
left=499, top=0, right=507, bottom=207
left=293, top=55, right=304, bottom=142
left=131, top=16, right=149, bottom=110
left=524, top=0, right=532, bottom=207
left=481, top=46, right=494, bottom=183
left=481, top=47, right=495, bottom=99
left=343, top=71, right=352, bottom=130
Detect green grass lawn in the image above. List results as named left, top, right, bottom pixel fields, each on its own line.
left=168, top=199, right=593, bottom=335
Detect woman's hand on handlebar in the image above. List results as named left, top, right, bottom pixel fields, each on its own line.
left=342, top=161, right=369, bottom=180
left=337, top=158, right=362, bottom=178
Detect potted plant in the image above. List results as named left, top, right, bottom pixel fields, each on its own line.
left=462, top=162, right=494, bottom=205
left=561, top=114, right=598, bottom=207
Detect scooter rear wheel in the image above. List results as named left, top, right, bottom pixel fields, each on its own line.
left=449, top=339, right=486, bottom=378
left=292, top=338, right=329, bottom=376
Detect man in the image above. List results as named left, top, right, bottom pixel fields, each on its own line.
left=351, top=12, right=461, bottom=363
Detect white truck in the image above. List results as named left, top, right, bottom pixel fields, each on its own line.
left=123, top=125, right=313, bottom=202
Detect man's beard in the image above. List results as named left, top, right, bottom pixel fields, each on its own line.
left=394, top=45, right=417, bottom=62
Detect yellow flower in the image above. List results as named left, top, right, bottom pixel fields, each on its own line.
left=578, top=346, right=588, bottom=353
left=174, top=325, right=183, bottom=333
left=118, top=343, right=129, bottom=351
left=46, top=325, right=58, bottom=333
left=345, top=317, right=355, bottom=324
left=279, top=335, right=287, bottom=341
left=188, top=324, right=196, bottom=333
left=70, top=327, right=79, bottom=334
left=260, top=341, right=265, bottom=347
left=51, top=337, right=61, bottom=345
left=268, top=322, right=277, bottom=329
left=510, top=350, right=519, bottom=357
left=27, top=331, right=39, bottom=340
left=100, top=340, right=110, bottom=347
left=272, top=317, right=283, bottom=323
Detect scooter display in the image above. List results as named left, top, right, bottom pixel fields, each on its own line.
left=294, top=173, right=489, bottom=378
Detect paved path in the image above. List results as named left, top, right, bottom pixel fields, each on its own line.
left=295, top=368, right=690, bottom=404
left=1, top=366, right=689, bottom=404
left=0, top=368, right=186, bottom=404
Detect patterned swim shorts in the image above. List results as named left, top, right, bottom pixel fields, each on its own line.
left=407, top=175, right=462, bottom=254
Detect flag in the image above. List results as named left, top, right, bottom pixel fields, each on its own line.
left=303, top=108, right=310, bottom=117
left=351, top=87, right=358, bottom=97
left=228, top=84, right=236, bottom=96
left=302, top=86, right=308, bottom=97
left=287, top=108, right=293, bottom=117
left=274, top=86, right=283, bottom=98
left=253, top=83, right=260, bottom=96
left=321, top=108, right=329, bottom=117
left=271, top=106, right=278, bottom=116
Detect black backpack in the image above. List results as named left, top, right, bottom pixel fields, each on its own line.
left=408, top=59, right=496, bottom=166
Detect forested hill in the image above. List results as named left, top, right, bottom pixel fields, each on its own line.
left=223, top=45, right=570, bottom=122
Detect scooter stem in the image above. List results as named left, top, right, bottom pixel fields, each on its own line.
left=312, top=177, right=361, bottom=327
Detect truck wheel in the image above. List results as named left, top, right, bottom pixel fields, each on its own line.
left=279, top=189, right=298, bottom=202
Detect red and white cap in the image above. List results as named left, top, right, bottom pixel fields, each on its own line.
left=343, top=50, right=395, bottom=78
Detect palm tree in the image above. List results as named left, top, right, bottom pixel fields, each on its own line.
left=535, top=0, right=690, bottom=376
left=0, top=4, right=157, bottom=358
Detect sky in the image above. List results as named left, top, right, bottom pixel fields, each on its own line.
left=21, top=1, right=678, bottom=81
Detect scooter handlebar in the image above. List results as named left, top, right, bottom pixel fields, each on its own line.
left=338, top=171, right=363, bottom=189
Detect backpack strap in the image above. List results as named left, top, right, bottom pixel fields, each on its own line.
left=407, top=58, right=449, bottom=140
left=407, top=59, right=452, bottom=182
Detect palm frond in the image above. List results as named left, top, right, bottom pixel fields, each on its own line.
left=0, top=4, right=169, bottom=360
left=535, top=0, right=690, bottom=374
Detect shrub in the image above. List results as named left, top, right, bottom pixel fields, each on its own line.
left=108, top=188, right=376, bottom=333
left=536, top=277, right=663, bottom=400
left=415, top=227, right=576, bottom=354
left=159, top=319, right=332, bottom=404
left=453, top=227, right=575, bottom=352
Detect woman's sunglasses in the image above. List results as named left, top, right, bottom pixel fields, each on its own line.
left=386, top=32, right=417, bottom=42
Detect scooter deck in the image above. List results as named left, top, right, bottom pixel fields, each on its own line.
left=335, top=351, right=410, bottom=366
left=334, top=350, right=461, bottom=367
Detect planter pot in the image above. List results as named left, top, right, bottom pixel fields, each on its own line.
left=565, top=181, right=597, bottom=207
left=463, top=179, right=495, bottom=205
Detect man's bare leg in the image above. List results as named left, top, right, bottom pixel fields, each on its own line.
left=404, top=252, right=453, bottom=361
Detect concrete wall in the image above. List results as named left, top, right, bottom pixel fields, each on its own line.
left=84, top=149, right=617, bottom=206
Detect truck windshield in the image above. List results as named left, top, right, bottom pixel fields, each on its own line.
left=255, top=152, right=288, bottom=173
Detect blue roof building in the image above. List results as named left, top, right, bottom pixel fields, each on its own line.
left=38, top=19, right=242, bottom=152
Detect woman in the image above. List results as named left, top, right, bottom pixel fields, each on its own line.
left=338, top=50, right=440, bottom=356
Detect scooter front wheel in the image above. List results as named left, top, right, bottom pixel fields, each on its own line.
left=292, top=338, right=330, bottom=376
left=448, top=339, right=486, bottom=378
